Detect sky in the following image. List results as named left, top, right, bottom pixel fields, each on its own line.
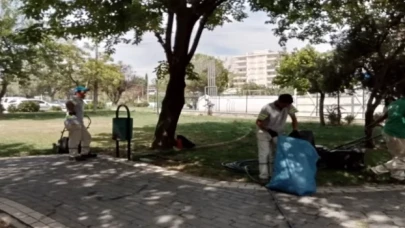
left=98, top=11, right=332, bottom=80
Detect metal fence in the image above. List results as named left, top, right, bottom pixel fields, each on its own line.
left=193, top=89, right=385, bottom=119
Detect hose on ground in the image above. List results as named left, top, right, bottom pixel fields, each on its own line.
left=243, top=165, right=295, bottom=228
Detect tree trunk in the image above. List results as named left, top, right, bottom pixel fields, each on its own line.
left=151, top=66, right=186, bottom=149
left=0, top=80, right=8, bottom=113
left=319, top=92, right=326, bottom=126
left=365, top=90, right=382, bottom=148
left=337, top=91, right=341, bottom=125
left=151, top=11, right=196, bottom=150
left=49, top=89, right=57, bottom=101
left=113, top=91, right=122, bottom=105
left=93, top=80, right=98, bottom=111
left=0, top=80, right=7, bottom=100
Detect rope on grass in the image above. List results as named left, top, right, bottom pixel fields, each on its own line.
left=193, top=128, right=253, bottom=150
left=133, top=128, right=254, bottom=158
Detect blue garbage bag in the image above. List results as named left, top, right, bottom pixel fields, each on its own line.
left=266, top=135, right=319, bottom=196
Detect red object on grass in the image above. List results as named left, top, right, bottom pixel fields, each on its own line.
left=176, top=138, right=183, bottom=150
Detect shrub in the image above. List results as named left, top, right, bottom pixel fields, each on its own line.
left=344, top=115, right=356, bottom=125
left=326, top=105, right=342, bottom=125
left=134, top=102, right=149, bottom=107
left=17, top=101, right=40, bottom=112
left=85, top=101, right=106, bottom=110
left=0, top=104, right=4, bottom=113
left=7, top=105, right=18, bottom=113
left=50, top=106, right=62, bottom=111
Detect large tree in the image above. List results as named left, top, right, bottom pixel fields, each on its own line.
left=27, top=41, right=88, bottom=99
left=0, top=0, right=39, bottom=106
left=254, top=0, right=405, bottom=146
left=188, top=54, right=229, bottom=94
left=330, top=3, right=405, bottom=147
left=22, top=0, right=303, bottom=149
left=274, top=46, right=353, bottom=125
left=102, top=62, right=139, bottom=105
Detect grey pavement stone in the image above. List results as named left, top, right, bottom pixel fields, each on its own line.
left=0, top=155, right=404, bottom=228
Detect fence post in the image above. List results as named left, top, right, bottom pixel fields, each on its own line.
left=351, top=94, right=354, bottom=115
left=245, top=93, right=248, bottom=113
left=315, top=93, right=319, bottom=117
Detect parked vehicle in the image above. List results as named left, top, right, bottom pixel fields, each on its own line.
left=2, top=97, right=27, bottom=110
left=25, top=99, right=64, bottom=111
left=8, top=99, right=63, bottom=112
left=52, top=99, right=68, bottom=112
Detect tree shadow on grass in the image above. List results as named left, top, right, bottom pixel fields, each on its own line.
left=91, top=121, right=253, bottom=156
left=0, top=143, right=54, bottom=157
left=0, top=121, right=394, bottom=186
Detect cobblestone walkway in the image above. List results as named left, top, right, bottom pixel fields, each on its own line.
left=0, top=155, right=404, bottom=228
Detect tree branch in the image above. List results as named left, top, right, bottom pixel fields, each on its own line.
left=165, top=11, right=174, bottom=61
left=187, top=0, right=226, bottom=62
left=376, top=12, right=404, bottom=59
left=155, top=11, right=175, bottom=63
left=187, top=17, right=208, bottom=62
left=155, top=32, right=165, bottom=49
left=390, top=43, right=405, bottom=59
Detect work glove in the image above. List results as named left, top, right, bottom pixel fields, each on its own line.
left=267, top=129, right=278, bottom=138
left=289, top=130, right=301, bottom=138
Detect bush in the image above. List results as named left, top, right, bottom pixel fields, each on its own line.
left=326, top=105, right=342, bottom=125
left=7, top=105, right=19, bottom=113
left=50, top=106, right=62, bottom=111
left=17, top=101, right=40, bottom=112
left=0, top=104, right=4, bottom=113
left=85, top=101, right=106, bottom=110
left=134, top=102, right=149, bottom=107
left=344, top=115, right=356, bottom=125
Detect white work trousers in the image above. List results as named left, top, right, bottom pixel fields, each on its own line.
left=372, top=133, right=405, bottom=180
left=68, top=125, right=92, bottom=157
left=257, top=129, right=278, bottom=180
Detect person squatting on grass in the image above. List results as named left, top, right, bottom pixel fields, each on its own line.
left=367, top=94, right=405, bottom=181
left=64, top=86, right=92, bottom=161
left=255, top=94, right=299, bottom=185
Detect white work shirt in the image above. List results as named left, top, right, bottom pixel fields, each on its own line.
left=257, top=102, right=298, bottom=133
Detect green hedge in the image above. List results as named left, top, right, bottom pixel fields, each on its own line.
left=85, top=101, right=106, bottom=110
left=133, top=102, right=149, bottom=107
left=50, top=106, right=62, bottom=111
left=7, top=101, right=41, bottom=113
left=18, top=101, right=40, bottom=112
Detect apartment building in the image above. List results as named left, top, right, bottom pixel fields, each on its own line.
left=223, top=50, right=281, bottom=88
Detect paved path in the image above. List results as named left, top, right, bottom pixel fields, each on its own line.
left=0, top=155, right=404, bottom=228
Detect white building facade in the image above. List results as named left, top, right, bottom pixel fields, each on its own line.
left=223, top=50, right=282, bottom=88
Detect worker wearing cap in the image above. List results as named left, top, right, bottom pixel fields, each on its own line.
left=67, top=86, right=92, bottom=160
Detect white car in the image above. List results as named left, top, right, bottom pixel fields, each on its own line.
left=9, top=99, right=63, bottom=112
left=1, top=97, right=27, bottom=110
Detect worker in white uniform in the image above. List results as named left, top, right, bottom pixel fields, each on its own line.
left=66, top=86, right=93, bottom=161
left=256, top=94, right=299, bottom=185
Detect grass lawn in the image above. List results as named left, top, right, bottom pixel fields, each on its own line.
left=0, top=110, right=393, bottom=186
left=0, top=110, right=251, bottom=156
